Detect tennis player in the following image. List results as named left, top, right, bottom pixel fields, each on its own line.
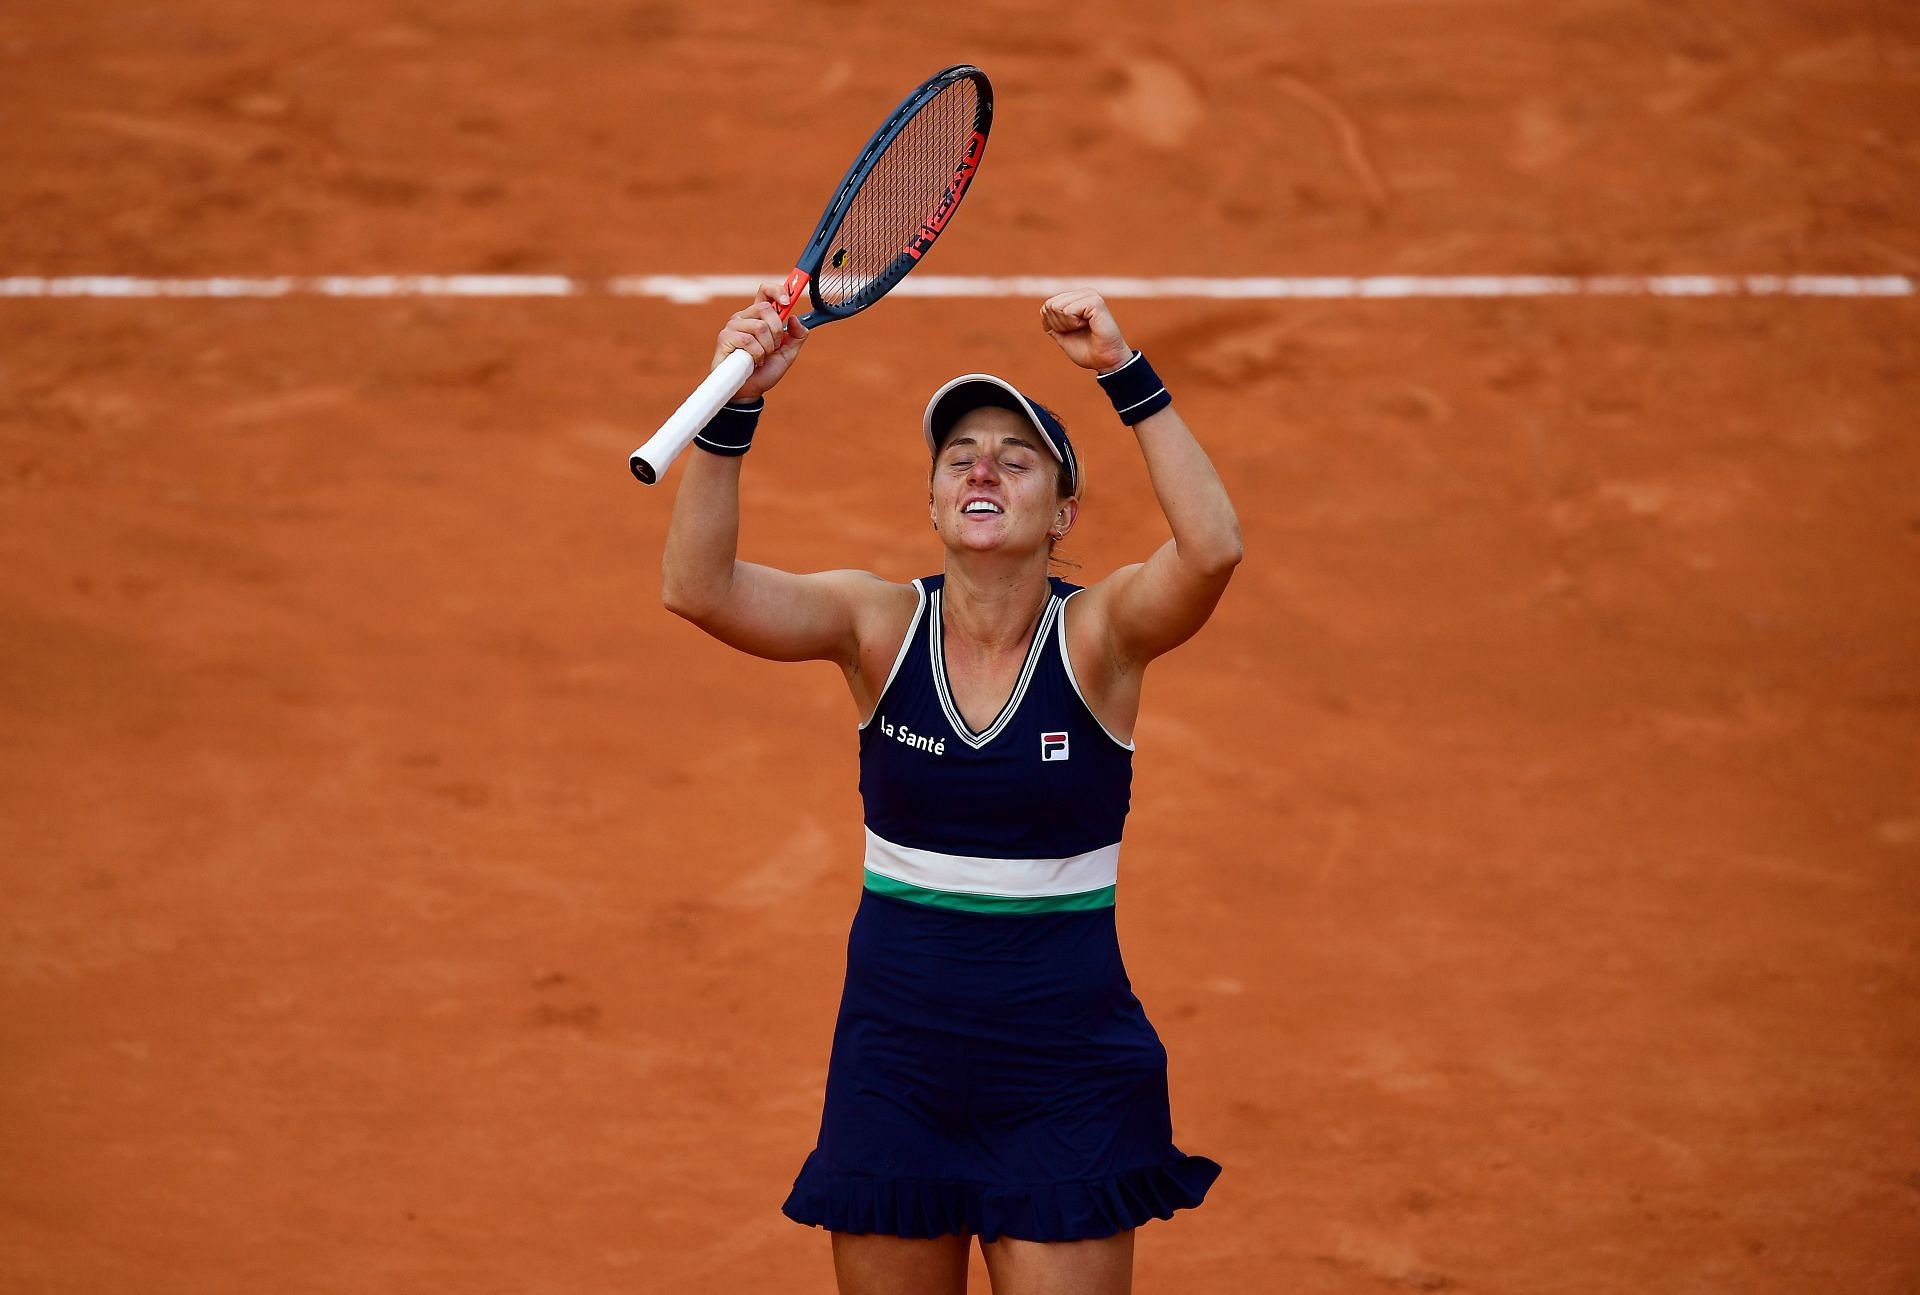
left=661, top=282, right=1242, bottom=1295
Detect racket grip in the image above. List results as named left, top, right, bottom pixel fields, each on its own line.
left=629, top=348, right=758, bottom=484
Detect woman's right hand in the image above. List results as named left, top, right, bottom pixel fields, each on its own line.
left=716, top=280, right=811, bottom=401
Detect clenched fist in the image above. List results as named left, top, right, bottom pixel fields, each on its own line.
left=1041, top=288, right=1133, bottom=374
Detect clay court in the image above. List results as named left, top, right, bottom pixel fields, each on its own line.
left=3, top=2, right=1917, bottom=1291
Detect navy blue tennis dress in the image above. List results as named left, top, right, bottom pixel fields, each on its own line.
left=780, top=574, right=1221, bottom=1242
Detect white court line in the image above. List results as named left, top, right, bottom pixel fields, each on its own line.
left=0, top=274, right=1912, bottom=301
left=0, top=274, right=580, bottom=298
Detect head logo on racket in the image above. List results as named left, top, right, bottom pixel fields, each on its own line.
left=906, top=131, right=987, bottom=261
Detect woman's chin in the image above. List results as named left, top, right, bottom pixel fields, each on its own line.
left=947, top=534, right=1046, bottom=561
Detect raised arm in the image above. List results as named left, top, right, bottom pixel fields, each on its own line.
left=1042, top=290, right=1243, bottom=670
left=660, top=282, right=892, bottom=669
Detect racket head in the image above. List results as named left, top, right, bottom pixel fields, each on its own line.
left=791, top=65, right=992, bottom=327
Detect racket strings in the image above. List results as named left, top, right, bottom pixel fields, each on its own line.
left=816, top=77, right=981, bottom=310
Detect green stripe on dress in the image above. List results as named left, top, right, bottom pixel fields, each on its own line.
left=862, top=868, right=1116, bottom=913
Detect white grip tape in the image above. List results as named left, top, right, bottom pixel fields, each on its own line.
left=629, top=347, right=757, bottom=483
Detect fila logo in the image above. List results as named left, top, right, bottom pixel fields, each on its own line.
left=1040, top=731, right=1070, bottom=762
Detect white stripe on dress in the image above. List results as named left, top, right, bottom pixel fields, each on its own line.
left=863, top=828, right=1121, bottom=898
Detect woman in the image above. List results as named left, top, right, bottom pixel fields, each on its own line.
left=661, top=282, right=1243, bottom=1295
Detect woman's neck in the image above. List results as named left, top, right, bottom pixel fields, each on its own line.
left=940, top=556, right=1051, bottom=652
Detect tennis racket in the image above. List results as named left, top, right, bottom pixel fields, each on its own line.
left=629, top=64, right=993, bottom=483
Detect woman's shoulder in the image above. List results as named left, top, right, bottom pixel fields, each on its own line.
left=841, top=572, right=927, bottom=637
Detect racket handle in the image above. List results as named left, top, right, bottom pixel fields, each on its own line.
left=629, top=348, right=758, bottom=484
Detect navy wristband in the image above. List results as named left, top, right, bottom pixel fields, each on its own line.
left=1095, top=350, right=1172, bottom=425
left=693, top=396, right=763, bottom=457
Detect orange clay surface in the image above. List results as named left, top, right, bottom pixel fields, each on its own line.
left=3, top=2, right=1918, bottom=1292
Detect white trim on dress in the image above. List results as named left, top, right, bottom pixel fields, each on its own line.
left=1056, top=589, right=1137, bottom=752
left=857, top=578, right=928, bottom=731
left=929, top=587, right=1061, bottom=750
left=863, top=828, right=1121, bottom=898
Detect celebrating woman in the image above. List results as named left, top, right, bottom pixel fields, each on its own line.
left=661, top=283, right=1242, bottom=1295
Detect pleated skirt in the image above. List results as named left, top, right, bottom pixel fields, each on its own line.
left=781, top=886, right=1220, bottom=1242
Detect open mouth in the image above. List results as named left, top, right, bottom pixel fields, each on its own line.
left=962, top=500, right=1003, bottom=515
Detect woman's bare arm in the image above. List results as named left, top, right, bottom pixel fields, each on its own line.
left=659, top=282, right=897, bottom=668
left=1041, top=289, right=1243, bottom=670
